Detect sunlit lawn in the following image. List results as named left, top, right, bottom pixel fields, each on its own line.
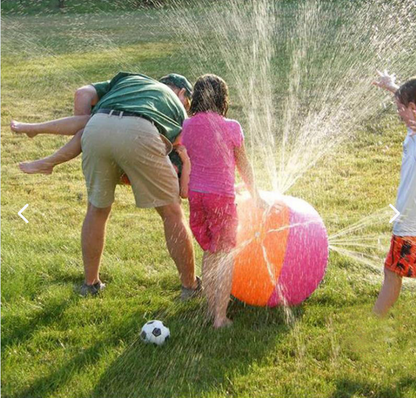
left=2, top=6, right=416, bottom=398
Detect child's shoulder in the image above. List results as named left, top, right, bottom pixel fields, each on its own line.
left=182, top=115, right=196, bottom=129
left=183, top=113, right=205, bottom=125
left=223, top=117, right=243, bottom=134
left=223, top=117, right=239, bottom=123
left=219, top=115, right=239, bottom=126
left=185, top=113, right=242, bottom=133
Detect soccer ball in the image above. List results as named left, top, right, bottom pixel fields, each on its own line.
left=140, top=320, right=170, bottom=346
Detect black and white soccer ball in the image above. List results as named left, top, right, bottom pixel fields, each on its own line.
left=140, top=320, right=170, bottom=346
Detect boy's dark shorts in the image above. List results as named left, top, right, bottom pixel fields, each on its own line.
left=385, top=235, right=416, bottom=278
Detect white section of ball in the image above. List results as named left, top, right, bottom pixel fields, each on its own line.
left=140, top=320, right=170, bottom=346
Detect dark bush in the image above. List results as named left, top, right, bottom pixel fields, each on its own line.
left=1, top=0, right=174, bottom=15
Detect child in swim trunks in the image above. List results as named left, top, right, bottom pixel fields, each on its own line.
left=372, top=71, right=416, bottom=316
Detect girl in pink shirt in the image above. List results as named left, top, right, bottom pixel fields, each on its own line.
left=180, top=74, right=267, bottom=328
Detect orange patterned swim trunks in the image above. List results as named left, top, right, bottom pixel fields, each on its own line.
left=385, top=235, right=416, bottom=278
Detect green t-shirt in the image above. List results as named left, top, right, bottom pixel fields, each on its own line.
left=91, top=72, right=187, bottom=143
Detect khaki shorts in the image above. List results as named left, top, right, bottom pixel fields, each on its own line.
left=81, top=113, right=180, bottom=208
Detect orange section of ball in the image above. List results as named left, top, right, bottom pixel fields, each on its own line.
left=231, top=195, right=290, bottom=306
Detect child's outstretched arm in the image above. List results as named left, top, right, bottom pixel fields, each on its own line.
left=372, top=70, right=399, bottom=93
left=235, top=144, right=268, bottom=208
left=176, top=145, right=191, bottom=199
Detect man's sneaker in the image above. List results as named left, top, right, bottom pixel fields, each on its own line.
left=181, top=276, right=203, bottom=301
left=80, top=281, right=106, bottom=297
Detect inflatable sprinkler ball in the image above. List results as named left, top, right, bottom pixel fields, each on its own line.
left=231, top=191, right=328, bottom=306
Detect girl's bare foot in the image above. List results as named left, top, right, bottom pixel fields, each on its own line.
left=10, top=120, right=38, bottom=138
left=213, top=317, right=233, bottom=329
left=19, top=160, right=54, bottom=175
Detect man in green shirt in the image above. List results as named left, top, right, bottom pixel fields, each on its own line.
left=78, top=72, right=201, bottom=298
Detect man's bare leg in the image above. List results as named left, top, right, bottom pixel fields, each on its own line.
left=155, top=202, right=196, bottom=289
left=11, top=115, right=90, bottom=138
left=81, top=202, right=112, bottom=285
left=19, top=129, right=84, bottom=175
left=373, top=268, right=403, bottom=317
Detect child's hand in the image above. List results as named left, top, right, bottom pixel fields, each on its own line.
left=257, top=197, right=285, bottom=214
left=254, top=197, right=284, bottom=212
left=234, top=183, right=245, bottom=194
left=372, top=70, right=399, bottom=93
left=254, top=197, right=269, bottom=210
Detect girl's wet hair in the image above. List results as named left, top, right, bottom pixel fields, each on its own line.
left=190, top=74, right=229, bottom=116
left=395, top=78, right=416, bottom=106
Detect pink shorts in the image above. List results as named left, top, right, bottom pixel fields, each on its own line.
left=188, top=191, right=238, bottom=253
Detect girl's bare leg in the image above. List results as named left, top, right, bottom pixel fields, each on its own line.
left=202, top=251, right=233, bottom=329
left=19, top=129, right=83, bottom=175
left=10, top=115, right=90, bottom=138
left=213, top=252, right=233, bottom=328
left=373, top=268, right=402, bottom=317
left=202, top=251, right=217, bottom=319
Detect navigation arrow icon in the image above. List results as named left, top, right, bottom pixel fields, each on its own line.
left=389, top=204, right=400, bottom=224
left=18, top=204, right=29, bottom=223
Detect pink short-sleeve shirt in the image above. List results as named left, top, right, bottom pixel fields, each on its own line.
left=181, top=111, right=244, bottom=197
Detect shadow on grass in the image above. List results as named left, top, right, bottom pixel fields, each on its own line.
left=6, top=293, right=151, bottom=398
left=1, top=294, right=80, bottom=354
left=90, top=299, right=302, bottom=398
left=7, top=291, right=301, bottom=398
left=331, top=377, right=416, bottom=398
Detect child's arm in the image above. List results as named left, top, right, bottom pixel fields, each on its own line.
left=176, top=145, right=191, bottom=199
left=372, top=70, right=399, bottom=93
left=235, top=144, right=269, bottom=208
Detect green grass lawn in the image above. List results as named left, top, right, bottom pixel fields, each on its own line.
left=2, top=3, right=416, bottom=398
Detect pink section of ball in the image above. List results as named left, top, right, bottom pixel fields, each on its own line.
left=267, top=196, right=328, bottom=306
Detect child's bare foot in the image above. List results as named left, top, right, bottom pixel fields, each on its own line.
left=10, top=120, right=38, bottom=138
left=19, top=160, right=54, bottom=175
left=213, top=317, right=233, bottom=329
